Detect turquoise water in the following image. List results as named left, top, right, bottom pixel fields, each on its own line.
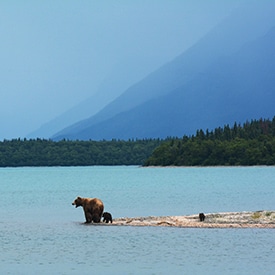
left=0, top=166, right=274, bottom=274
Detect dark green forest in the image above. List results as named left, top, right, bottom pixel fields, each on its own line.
left=0, top=138, right=163, bottom=167
left=1, top=117, right=275, bottom=167
left=144, top=117, right=275, bottom=166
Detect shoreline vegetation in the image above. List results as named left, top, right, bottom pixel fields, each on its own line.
left=144, top=117, right=275, bottom=166
left=103, top=211, right=275, bottom=229
left=0, top=117, right=275, bottom=167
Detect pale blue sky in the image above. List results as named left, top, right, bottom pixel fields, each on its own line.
left=0, top=1, right=244, bottom=140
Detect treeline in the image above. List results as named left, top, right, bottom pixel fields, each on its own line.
left=0, top=138, right=163, bottom=167
left=143, top=117, right=275, bottom=166
left=1, top=117, right=275, bottom=167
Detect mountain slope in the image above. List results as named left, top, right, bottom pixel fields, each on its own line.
left=27, top=91, right=112, bottom=139
left=53, top=2, right=275, bottom=141
left=26, top=57, right=150, bottom=138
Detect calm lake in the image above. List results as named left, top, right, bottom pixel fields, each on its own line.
left=0, top=166, right=274, bottom=274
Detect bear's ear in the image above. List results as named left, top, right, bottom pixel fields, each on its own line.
left=77, top=196, right=81, bottom=199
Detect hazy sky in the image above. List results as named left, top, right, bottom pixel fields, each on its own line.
left=0, top=0, right=244, bottom=140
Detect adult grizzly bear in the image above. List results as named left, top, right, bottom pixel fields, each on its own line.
left=72, top=196, right=104, bottom=223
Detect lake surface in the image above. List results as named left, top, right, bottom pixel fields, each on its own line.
left=0, top=166, right=274, bottom=274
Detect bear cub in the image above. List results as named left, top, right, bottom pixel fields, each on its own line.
left=199, top=213, right=205, bottom=222
left=102, top=212, right=113, bottom=223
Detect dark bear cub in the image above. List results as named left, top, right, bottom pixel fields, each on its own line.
left=199, top=213, right=205, bottom=222
left=102, top=212, right=113, bottom=223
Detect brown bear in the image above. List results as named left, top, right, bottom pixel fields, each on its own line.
left=72, top=196, right=104, bottom=223
left=102, top=212, right=113, bottom=223
left=199, top=213, right=205, bottom=222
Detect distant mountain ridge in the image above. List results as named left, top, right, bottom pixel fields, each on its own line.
left=27, top=54, right=157, bottom=139
left=52, top=2, right=275, bottom=141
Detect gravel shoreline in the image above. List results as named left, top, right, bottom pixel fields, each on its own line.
left=109, top=211, right=275, bottom=228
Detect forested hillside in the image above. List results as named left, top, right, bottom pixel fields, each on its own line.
left=2, top=117, right=275, bottom=167
left=0, top=139, right=163, bottom=167
left=143, top=117, right=275, bottom=166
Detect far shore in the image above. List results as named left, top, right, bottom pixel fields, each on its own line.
left=102, top=211, right=275, bottom=228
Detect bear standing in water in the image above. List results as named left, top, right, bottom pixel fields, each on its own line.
left=102, top=212, right=113, bottom=223
left=72, top=196, right=104, bottom=223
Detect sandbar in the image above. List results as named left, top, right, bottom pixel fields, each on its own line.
left=109, top=211, right=275, bottom=228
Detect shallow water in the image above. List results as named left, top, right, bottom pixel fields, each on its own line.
left=0, top=166, right=275, bottom=274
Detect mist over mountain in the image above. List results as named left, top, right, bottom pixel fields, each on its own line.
left=27, top=59, right=145, bottom=138
left=52, top=2, right=275, bottom=141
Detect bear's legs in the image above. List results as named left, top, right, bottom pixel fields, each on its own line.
left=104, top=217, right=112, bottom=223
left=84, top=211, right=92, bottom=223
left=92, top=214, right=101, bottom=223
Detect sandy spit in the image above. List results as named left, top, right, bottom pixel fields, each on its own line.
left=108, top=211, right=275, bottom=228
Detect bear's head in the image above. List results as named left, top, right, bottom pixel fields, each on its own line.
left=72, top=196, right=83, bottom=208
